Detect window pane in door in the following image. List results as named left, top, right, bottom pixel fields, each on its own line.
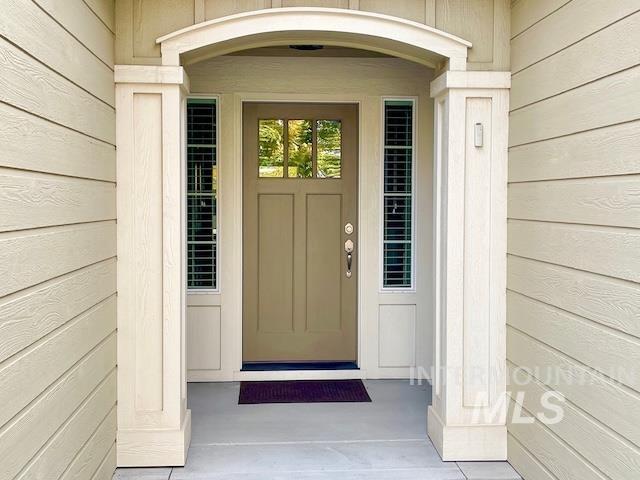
left=259, top=119, right=285, bottom=177
left=287, top=119, right=312, bottom=178
left=317, top=120, right=341, bottom=178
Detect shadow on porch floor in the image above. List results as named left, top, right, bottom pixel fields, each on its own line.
left=114, top=380, right=520, bottom=479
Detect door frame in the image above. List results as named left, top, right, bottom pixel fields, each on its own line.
left=231, top=93, right=365, bottom=381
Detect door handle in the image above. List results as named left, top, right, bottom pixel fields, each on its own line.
left=345, top=240, right=354, bottom=278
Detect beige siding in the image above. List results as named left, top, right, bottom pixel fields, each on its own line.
left=507, top=1, right=640, bottom=479
left=115, top=0, right=510, bottom=71
left=0, top=1, right=116, bottom=479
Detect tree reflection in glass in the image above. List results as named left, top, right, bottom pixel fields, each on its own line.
left=317, top=120, right=341, bottom=178
left=288, top=119, right=313, bottom=178
left=258, top=119, right=284, bottom=177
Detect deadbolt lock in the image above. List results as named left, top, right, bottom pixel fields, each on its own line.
left=344, top=223, right=354, bottom=235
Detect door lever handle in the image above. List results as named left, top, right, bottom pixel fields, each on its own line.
left=345, top=240, right=354, bottom=278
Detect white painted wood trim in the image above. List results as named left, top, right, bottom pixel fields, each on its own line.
left=115, top=65, right=190, bottom=87
left=117, top=411, right=191, bottom=467
left=428, top=407, right=507, bottom=461
left=428, top=70, right=511, bottom=460
left=430, top=71, right=511, bottom=97
left=156, top=7, right=470, bottom=69
left=115, top=66, right=191, bottom=467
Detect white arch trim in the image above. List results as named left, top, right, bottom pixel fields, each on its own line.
left=157, top=7, right=471, bottom=70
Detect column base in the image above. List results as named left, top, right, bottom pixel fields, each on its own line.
left=117, top=410, right=192, bottom=467
left=428, top=406, right=506, bottom=461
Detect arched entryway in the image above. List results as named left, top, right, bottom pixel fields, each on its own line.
left=114, top=7, right=510, bottom=466
left=156, top=7, right=471, bottom=69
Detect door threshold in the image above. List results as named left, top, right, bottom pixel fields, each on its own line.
left=234, top=368, right=366, bottom=381
left=242, top=362, right=359, bottom=371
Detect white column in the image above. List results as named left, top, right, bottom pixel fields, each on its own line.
left=115, top=66, right=191, bottom=466
left=428, top=71, right=511, bottom=461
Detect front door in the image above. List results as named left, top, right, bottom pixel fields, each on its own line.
left=243, top=102, right=358, bottom=363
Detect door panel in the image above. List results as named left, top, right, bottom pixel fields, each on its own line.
left=257, top=194, right=294, bottom=333
left=243, top=102, right=358, bottom=363
left=306, top=194, right=342, bottom=333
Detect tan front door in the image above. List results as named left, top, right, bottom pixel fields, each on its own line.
left=243, top=102, right=358, bottom=363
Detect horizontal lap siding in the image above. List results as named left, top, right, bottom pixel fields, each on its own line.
left=507, top=363, right=640, bottom=479
left=1, top=0, right=115, bottom=106
left=0, top=1, right=116, bottom=479
left=508, top=1, right=640, bottom=479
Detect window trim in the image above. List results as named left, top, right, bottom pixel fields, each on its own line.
left=379, top=97, right=417, bottom=292
left=186, top=94, right=220, bottom=294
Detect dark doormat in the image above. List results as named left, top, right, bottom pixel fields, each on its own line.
left=238, top=379, right=372, bottom=404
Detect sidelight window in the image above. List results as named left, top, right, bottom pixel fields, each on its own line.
left=382, top=99, right=415, bottom=289
left=186, top=98, right=218, bottom=290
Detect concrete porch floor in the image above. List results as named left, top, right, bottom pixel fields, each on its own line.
left=114, top=380, right=520, bottom=479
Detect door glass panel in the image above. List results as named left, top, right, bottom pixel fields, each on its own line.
left=317, top=120, right=341, bottom=178
left=287, top=119, right=312, bottom=178
left=259, top=119, right=284, bottom=177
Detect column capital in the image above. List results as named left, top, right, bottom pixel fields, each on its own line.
left=115, top=65, right=190, bottom=91
left=430, top=71, right=511, bottom=98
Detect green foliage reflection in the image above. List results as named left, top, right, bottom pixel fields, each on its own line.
left=258, top=118, right=341, bottom=178
left=317, top=120, right=341, bottom=178
left=288, top=119, right=312, bottom=178
left=259, top=119, right=284, bottom=177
